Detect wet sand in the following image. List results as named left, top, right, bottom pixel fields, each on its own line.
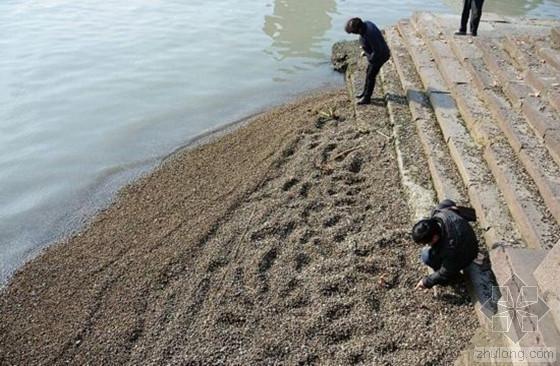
left=0, top=90, right=476, bottom=365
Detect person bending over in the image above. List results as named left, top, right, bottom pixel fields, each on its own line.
left=345, top=17, right=391, bottom=105
left=455, top=0, right=485, bottom=36
left=412, top=199, right=479, bottom=290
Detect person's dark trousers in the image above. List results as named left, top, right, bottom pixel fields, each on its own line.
left=420, top=246, right=464, bottom=285
left=362, top=56, right=389, bottom=101
left=460, top=0, right=484, bottom=35
left=420, top=246, right=441, bottom=271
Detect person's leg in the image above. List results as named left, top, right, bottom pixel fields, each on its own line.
left=470, top=0, right=484, bottom=36
left=458, top=0, right=472, bottom=33
left=420, top=246, right=441, bottom=271
left=357, top=64, right=372, bottom=99
left=357, top=59, right=383, bottom=104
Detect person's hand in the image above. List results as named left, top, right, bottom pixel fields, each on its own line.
left=415, top=278, right=427, bottom=290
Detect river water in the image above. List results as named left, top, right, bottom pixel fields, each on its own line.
left=1, top=0, right=559, bottom=284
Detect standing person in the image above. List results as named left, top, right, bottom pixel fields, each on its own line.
left=345, top=17, right=391, bottom=105
left=411, top=199, right=479, bottom=289
left=455, top=0, right=485, bottom=36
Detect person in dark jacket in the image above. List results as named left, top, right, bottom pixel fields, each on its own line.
left=412, top=199, right=479, bottom=289
left=345, top=17, right=391, bottom=105
left=455, top=0, right=485, bottom=36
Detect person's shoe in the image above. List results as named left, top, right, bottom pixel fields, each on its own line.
left=454, top=30, right=467, bottom=36
left=357, top=97, right=371, bottom=105
left=470, top=32, right=477, bottom=37
left=355, top=91, right=365, bottom=99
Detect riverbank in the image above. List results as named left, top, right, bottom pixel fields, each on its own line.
left=0, top=88, right=476, bottom=364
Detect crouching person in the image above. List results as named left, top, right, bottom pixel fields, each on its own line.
left=412, top=199, right=479, bottom=290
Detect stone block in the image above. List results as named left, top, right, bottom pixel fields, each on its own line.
left=518, top=148, right=560, bottom=224
left=521, top=102, right=556, bottom=139
left=429, top=92, right=464, bottom=140
left=485, top=144, right=560, bottom=249
left=525, top=69, right=555, bottom=94
left=534, top=240, right=560, bottom=332
left=551, top=27, right=560, bottom=49
left=489, top=246, right=560, bottom=349
left=468, top=184, right=518, bottom=245
left=538, top=47, right=560, bottom=71
left=544, top=130, right=560, bottom=167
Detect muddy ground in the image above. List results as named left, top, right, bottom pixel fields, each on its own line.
left=0, top=89, right=476, bottom=365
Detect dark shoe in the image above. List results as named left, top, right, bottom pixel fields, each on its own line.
left=470, top=32, right=477, bottom=37
left=454, top=31, right=467, bottom=36
left=355, top=91, right=365, bottom=99
left=357, top=97, right=371, bottom=105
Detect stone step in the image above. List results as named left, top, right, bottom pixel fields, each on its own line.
left=484, top=143, right=560, bottom=249
left=479, top=38, right=560, bottom=155
left=502, top=36, right=557, bottom=89
left=538, top=47, right=560, bottom=71
left=475, top=39, right=560, bottom=224
left=490, top=246, right=560, bottom=351
left=500, top=36, right=560, bottom=132
left=409, top=14, right=560, bottom=250
left=375, top=55, right=437, bottom=222
left=384, top=27, right=467, bottom=205
left=400, top=12, right=560, bottom=360
left=396, top=19, right=519, bottom=248
left=502, top=35, right=543, bottom=71
left=396, top=21, right=449, bottom=94
left=410, top=38, right=500, bottom=147
left=534, top=240, right=560, bottom=334
left=552, top=27, right=560, bottom=48
left=502, top=37, right=560, bottom=168
left=431, top=21, right=560, bottom=230
left=385, top=25, right=501, bottom=329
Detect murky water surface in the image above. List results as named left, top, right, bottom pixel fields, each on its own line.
left=1, top=0, right=558, bottom=283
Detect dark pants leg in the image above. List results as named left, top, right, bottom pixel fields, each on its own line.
left=362, top=57, right=387, bottom=101
left=420, top=246, right=441, bottom=271
left=459, top=0, right=472, bottom=32
left=470, top=0, right=484, bottom=35
left=421, top=247, right=466, bottom=285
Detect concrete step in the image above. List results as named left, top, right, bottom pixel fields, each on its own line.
left=484, top=143, right=560, bottom=249
left=479, top=38, right=560, bottom=160
left=538, top=47, right=560, bottom=71
left=396, top=19, right=520, bottom=248
left=490, top=246, right=560, bottom=351
left=430, top=21, right=560, bottom=231
left=432, top=12, right=555, bottom=39
left=552, top=27, right=560, bottom=48
left=503, top=37, right=560, bottom=169
left=500, top=36, right=560, bottom=138
left=384, top=27, right=467, bottom=205
left=415, top=38, right=501, bottom=147
left=384, top=25, right=501, bottom=330
left=475, top=38, right=560, bottom=225
left=503, top=34, right=560, bottom=78
left=534, top=240, right=560, bottom=333
left=375, top=54, right=437, bottom=222
left=502, top=35, right=542, bottom=69
left=409, top=13, right=560, bottom=250
left=398, top=13, right=560, bottom=362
